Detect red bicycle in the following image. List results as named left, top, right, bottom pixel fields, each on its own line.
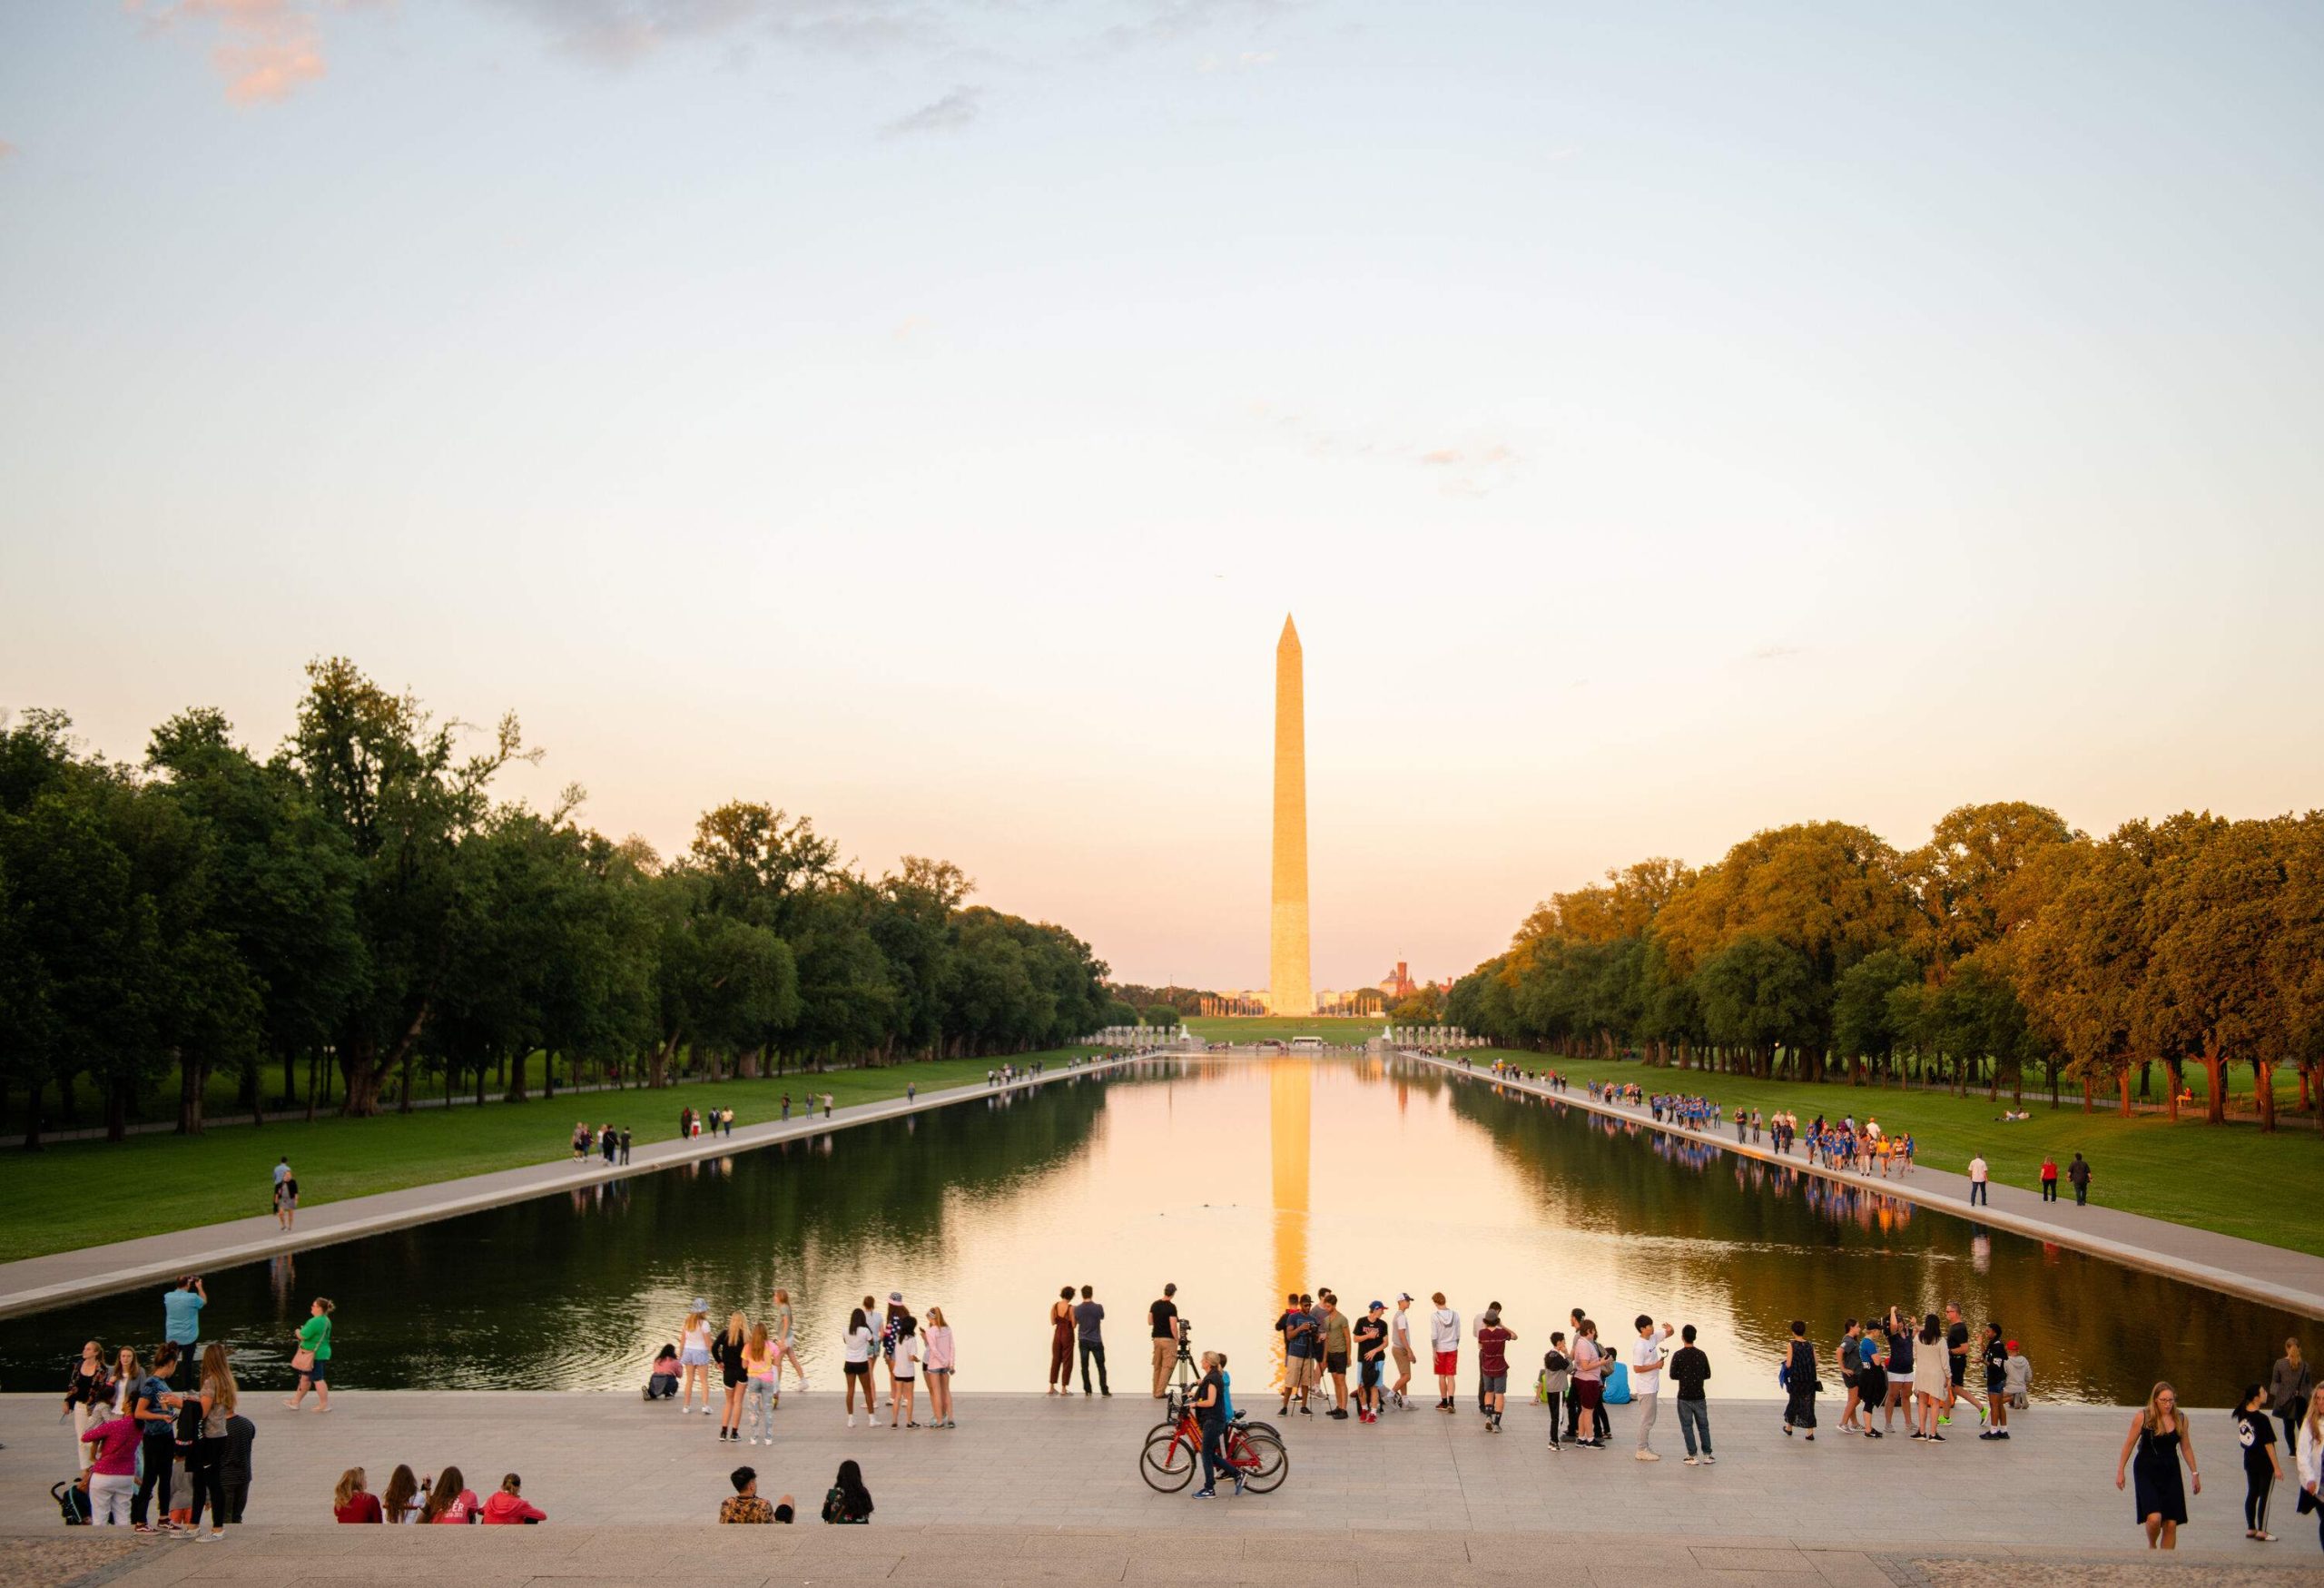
left=1139, top=1396, right=1287, bottom=1493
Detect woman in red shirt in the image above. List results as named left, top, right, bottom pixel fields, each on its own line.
left=419, top=1465, right=481, bottom=1524
left=332, top=1468, right=383, bottom=1523
left=481, top=1473, right=547, bottom=1524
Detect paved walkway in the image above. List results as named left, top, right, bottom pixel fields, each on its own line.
left=3, top=1391, right=2309, bottom=1585
left=0, top=1056, right=1147, bottom=1320
left=1413, top=1054, right=2324, bottom=1319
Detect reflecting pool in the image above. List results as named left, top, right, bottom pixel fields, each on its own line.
left=1, top=1057, right=2308, bottom=1404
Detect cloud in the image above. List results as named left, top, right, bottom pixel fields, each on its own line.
left=1108, top=0, right=1296, bottom=47
left=1748, top=644, right=1802, bottom=662
left=1417, top=448, right=1462, bottom=466
left=0, top=140, right=16, bottom=162
left=1198, top=48, right=1275, bottom=73
left=881, top=84, right=981, bottom=138
left=131, top=0, right=331, bottom=104
left=482, top=0, right=935, bottom=66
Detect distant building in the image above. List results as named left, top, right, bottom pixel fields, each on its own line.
left=1379, top=962, right=1415, bottom=1001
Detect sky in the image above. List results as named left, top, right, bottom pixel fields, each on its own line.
left=4, top=2, right=2322, bottom=996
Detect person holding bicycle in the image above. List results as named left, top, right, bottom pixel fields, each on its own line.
left=1190, top=1352, right=1242, bottom=1500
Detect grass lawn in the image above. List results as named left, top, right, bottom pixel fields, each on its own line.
left=0, top=1050, right=1102, bottom=1265
left=1183, top=1015, right=1385, bottom=1042
left=1472, top=1050, right=2324, bottom=1258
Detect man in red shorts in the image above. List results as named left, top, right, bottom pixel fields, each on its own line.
left=1429, top=1291, right=1462, bottom=1412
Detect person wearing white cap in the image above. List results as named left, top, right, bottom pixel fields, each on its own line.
left=1390, top=1295, right=1416, bottom=1409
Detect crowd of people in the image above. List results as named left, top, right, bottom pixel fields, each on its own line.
left=1470, top=1057, right=2102, bottom=1207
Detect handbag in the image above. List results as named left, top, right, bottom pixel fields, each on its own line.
left=2299, top=1486, right=2319, bottom=1516
left=290, top=1348, right=316, bottom=1374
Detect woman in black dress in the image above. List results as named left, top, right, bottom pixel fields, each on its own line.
left=1781, top=1319, right=1818, bottom=1441
left=2116, top=1380, right=2201, bottom=1549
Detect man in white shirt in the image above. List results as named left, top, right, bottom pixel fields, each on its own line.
left=1630, top=1316, right=1673, bottom=1461
left=1967, top=1154, right=1990, bottom=1208
left=1390, top=1294, right=1416, bottom=1409
left=1429, top=1293, right=1461, bottom=1413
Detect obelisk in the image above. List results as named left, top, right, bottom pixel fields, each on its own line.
left=1269, top=615, right=1314, bottom=1016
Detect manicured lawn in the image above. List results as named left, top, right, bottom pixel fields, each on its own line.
left=1183, top=1015, right=1385, bottom=1042
left=1472, top=1050, right=2324, bottom=1258
left=0, top=1050, right=1100, bottom=1264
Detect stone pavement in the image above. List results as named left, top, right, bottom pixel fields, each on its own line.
left=0, top=1056, right=1145, bottom=1321
left=1414, top=1055, right=2324, bottom=1319
left=4, top=1390, right=2306, bottom=1583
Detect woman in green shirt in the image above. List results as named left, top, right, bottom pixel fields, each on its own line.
left=286, top=1297, right=335, bottom=1412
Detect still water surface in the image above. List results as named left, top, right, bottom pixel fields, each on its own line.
left=3, top=1058, right=2308, bottom=1404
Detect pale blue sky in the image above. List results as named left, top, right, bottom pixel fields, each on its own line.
left=4, top=1, right=2321, bottom=992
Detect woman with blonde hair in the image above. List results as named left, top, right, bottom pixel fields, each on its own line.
left=332, top=1467, right=382, bottom=1523
left=679, top=1304, right=714, bottom=1415
left=714, top=1311, right=751, bottom=1443
left=773, top=1288, right=808, bottom=1393
left=924, top=1307, right=956, bottom=1429
left=741, top=1322, right=776, bottom=1444
left=2116, top=1381, right=2201, bottom=1549
left=182, top=1343, right=238, bottom=1540
left=2297, top=1396, right=2324, bottom=1552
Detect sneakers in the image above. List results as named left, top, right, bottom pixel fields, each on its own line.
left=846, top=1415, right=855, bottom=1427
left=1683, top=1455, right=1698, bottom=1465
left=1634, top=1450, right=1660, bottom=1462
left=1192, top=1488, right=1216, bottom=1500
left=1232, top=1475, right=1246, bottom=1497
left=1327, top=1407, right=1350, bottom=1420
left=1703, top=1453, right=1716, bottom=1465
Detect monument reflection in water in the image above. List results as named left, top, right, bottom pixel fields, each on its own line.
left=1, top=1057, right=2309, bottom=1406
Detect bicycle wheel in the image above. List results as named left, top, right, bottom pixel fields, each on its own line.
left=1236, top=1429, right=1288, bottom=1494
left=1140, top=1428, right=1196, bottom=1493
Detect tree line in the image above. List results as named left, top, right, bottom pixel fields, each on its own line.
left=0, top=659, right=1110, bottom=1144
left=1444, top=803, right=2324, bottom=1131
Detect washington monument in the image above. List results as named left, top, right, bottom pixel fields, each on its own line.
left=1270, top=615, right=1314, bottom=1015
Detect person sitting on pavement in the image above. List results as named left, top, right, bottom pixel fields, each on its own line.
left=480, top=1472, right=547, bottom=1524
left=719, top=1465, right=795, bottom=1524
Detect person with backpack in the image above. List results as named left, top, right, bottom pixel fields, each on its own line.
left=822, top=1459, right=874, bottom=1524
left=1780, top=1319, right=1819, bottom=1441
left=1541, top=1333, right=1571, bottom=1452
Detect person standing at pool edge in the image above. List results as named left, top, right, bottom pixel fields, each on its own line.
left=1430, top=1293, right=1461, bottom=1413
left=163, top=1277, right=206, bottom=1354
left=1630, top=1315, right=1671, bottom=1460
left=1149, top=1283, right=1181, bottom=1398
left=2270, top=1338, right=2310, bottom=1457
left=284, top=1297, right=333, bottom=1413
left=1473, top=1305, right=1514, bottom=1434
left=1075, top=1285, right=1109, bottom=1396
left=1390, top=1293, right=1416, bottom=1409
left=1669, top=1324, right=1713, bottom=1464
left=1047, top=1287, right=1075, bottom=1396
left=2069, top=1152, right=2092, bottom=1205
